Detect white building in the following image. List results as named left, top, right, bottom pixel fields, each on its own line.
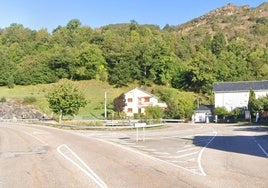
left=124, top=88, right=167, bottom=117
left=213, top=80, right=268, bottom=111
left=193, top=105, right=214, bottom=123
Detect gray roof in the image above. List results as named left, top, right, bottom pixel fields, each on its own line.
left=195, top=105, right=214, bottom=111
left=213, top=80, right=268, bottom=92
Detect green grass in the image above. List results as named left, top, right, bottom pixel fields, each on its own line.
left=0, top=80, right=138, bottom=119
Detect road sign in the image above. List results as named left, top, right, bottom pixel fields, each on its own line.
left=134, top=123, right=146, bottom=128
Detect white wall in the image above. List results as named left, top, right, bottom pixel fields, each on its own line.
left=215, top=90, right=268, bottom=111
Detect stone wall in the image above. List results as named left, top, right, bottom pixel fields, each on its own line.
left=0, top=103, right=43, bottom=120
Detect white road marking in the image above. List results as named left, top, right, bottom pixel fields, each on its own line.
left=132, top=145, right=145, bottom=148
left=4, top=125, right=48, bottom=145
left=152, top=151, right=170, bottom=155
left=186, top=158, right=195, bottom=162
left=77, top=130, right=217, bottom=177
left=257, top=144, right=268, bottom=157
left=183, top=145, right=192, bottom=148
left=176, top=147, right=198, bottom=153
left=253, top=138, right=268, bottom=157
left=21, top=130, right=48, bottom=145
left=57, top=144, right=108, bottom=188
left=142, top=148, right=157, bottom=151
left=95, top=138, right=204, bottom=176
left=33, top=131, right=48, bottom=135
left=197, top=131, right=218, bottom=176
left=164, top=151, right=199, bottom=159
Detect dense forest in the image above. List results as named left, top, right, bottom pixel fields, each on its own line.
left=0, top=3, right=267, bottom=94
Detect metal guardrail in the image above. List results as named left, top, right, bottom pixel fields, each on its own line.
left=161, top=119, right=185, bottom=123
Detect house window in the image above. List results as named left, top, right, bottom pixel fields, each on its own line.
left=127, top=98, right=133, bottom=102
left=144, top=97, right=150, bottom=102
left=127, top=108, right=133, bottom=113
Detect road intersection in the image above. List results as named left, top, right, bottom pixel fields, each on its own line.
left=1, top=122, right=268, bottom=187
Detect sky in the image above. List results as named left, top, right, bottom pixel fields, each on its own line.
left=0, top=0, right=265, bottom=32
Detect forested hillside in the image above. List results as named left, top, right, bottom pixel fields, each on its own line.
left=0, top=2, right=267, bottom=94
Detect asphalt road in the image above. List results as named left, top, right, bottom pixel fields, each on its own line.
left=0, top=122, right=268, bottom=188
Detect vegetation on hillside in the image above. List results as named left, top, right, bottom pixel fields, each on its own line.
left=0, top=3, right=267, bottom=119
left=0, top=3, right=267, bottom=93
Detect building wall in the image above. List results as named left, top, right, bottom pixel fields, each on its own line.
left=124, top=88, right=159, bottom=116
left=215, top=90, right=268, bottom=111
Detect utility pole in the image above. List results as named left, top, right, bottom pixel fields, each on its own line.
left=104, top=92, right=107, bottom=119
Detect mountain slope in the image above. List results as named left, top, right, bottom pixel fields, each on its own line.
left=170, top=2, right=268, bottom=45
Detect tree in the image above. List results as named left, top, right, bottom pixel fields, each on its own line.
left=46, top=79, right=87, bottom=121
left=66, top=19, right=81, bottom=30
left=145, top=106, right=163, bottom=119
left=73, top=44, right=107, bottom=80
left=14, top=55, right=57, bottom=85
left=248, top=89, right=263, bottom=117
left=211, top=33, right=227, bottom=56
left=0, top=49, right=15, bottom=86
left=214, top=107, right=229, bottom=119
left=152, top=86, right=195, bottom=119
left=113, top=93, right=126, bottom=115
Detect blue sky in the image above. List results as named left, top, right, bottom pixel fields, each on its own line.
left=0, top=0, right=265, bottom=32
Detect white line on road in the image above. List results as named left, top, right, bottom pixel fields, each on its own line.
left=176, top=147, right=198, bottom=153
left=197, top=131, right=218, bottom=176
left=143, top=148, right=157, bottom=151
left=95, top=138, right=204, bottom=176
left=167, top=151, right=199, bottom=159
left=57, top=144, right=108, bottom=188
left=132, top=145, right=145, bottom=148
left=253, top=138, right=268, bottom=157
left=21, top=130, right=48, bottom=145
left=257, top=144, right=268, bottom=157
left=152, top=151, right=170, bottom=155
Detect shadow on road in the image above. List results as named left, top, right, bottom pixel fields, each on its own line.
left=191, top=135, right=268, bottom=158
left=233, top=125, right=268, bottom=133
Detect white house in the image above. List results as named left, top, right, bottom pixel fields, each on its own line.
left=213, top=80, right=268, bottom=111
left=193, top=105, right=214, bottom=123
left=124, top=88, right=167, bottom=117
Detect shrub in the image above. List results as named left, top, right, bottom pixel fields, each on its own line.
left=0, top=97, right=6, bottom=103
left=214, top=107, right=228, bottom=119
left=145, top=106, right=163, bottom=119
left=23, top=96, right=37, bottom=104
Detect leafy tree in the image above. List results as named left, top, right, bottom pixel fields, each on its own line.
left=35, top=29, right=51, bottom=52
left=73, top=44, right=107, bottom=80
left=66, top=19, right=82, bottom=30
left=47, top=45, right=78, bottom=79
left=248, top=89, right=263, bottom=117
left=153, top=86, right=195, bottom=119
left=259, top=95, right=268, bottom=111
left=46, top=79, right=87, bottom=121
left=176, top=49, right=217, bottom=93
left=145, top=106, right=163, bottom=119
left=252, top=17, right=268, bottom=36
left=0, top=49, right=15, bottom=86
left=108, top=60, right=133, bottom=87
left=15, top=55, right=57, bottom=85
left=177, top=95, right=195, bottom=119
left=211, top=33, right=227, bottom=56
left=113, top=94, right=126, bottom=116
left=214, top=107, right=229, bottom=119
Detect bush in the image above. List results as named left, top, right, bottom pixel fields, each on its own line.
left=0, top=97, right=6, bottom=103
left=214, top=107, right=228, bottom=119
left=23, top=96, right=37, bottom=104
left=145, top=106, right=163, bottom=119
